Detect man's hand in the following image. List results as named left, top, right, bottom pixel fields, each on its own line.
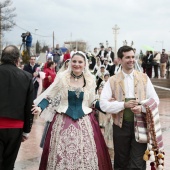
left=124, top=100, right=138, bottom=109
left=131, top=105, right=142, bottom=114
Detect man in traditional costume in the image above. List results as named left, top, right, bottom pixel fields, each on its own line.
left=100, top=46, right=163, bottom=170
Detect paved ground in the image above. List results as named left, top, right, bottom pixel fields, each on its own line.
left=14, top=76, right=170, bottom=170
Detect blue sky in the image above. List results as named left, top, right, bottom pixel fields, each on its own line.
left=3, top=0, right=170, bottom=53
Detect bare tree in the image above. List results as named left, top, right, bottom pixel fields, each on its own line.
left=0, top=0, right=16, bottom=56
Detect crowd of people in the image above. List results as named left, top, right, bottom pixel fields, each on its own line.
left=141, top=49, right=169, bottom=78
left=0, top=44, right=167, bottom=170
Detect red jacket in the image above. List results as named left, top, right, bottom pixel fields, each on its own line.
left=44, top=62, right=55, bottom=72
left=63, top=53, right=70, bottom=62
left=43, top=68, right=56, bottom=89
left=43, top=62, right=48, bottom=71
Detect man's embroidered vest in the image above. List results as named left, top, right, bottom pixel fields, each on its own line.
left=109, top=70, right=147, bottom=128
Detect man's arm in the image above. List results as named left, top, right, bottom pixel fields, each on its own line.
left=59, top=49, right=63, bottom=56
left=23, top=77, right=34, bottom=134
left=100, top=79, right=124, bottom=114
left=96, top=51, right=101, bottom=57
left=104, top=50, right=108, bottom=57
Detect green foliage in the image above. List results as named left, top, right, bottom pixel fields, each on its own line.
left=36, top=40, right=41, bottom=54
left=41, top=45, right=49, bottom=53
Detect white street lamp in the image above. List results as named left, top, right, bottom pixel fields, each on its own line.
left=112, top=24, right=120, bottom=58
left=35, top=28, right=38, bottom=54
left=106, top=40, right=109, bottom=49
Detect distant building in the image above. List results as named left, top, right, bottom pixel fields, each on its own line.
left=64, top=41, right=87, bottom=52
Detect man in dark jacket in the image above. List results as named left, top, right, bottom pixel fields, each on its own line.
left=23, top=56, right=40, bottom=99
left=109, top=58, right=121, bottom=76
left=103, top=58, right=111, bottom=72
left=52, top=44, right=62, bottom=72
left=145, top=51, right=154, bottom=78
left=0, top=45, right=34, bottom=170
left=97, top=45, right=108, bottom=64
left=108, top=47, right=114, bottom=63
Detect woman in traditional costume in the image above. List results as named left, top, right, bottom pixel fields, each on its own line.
left=57, top=59, right=70, bottom=74
left=95, top=65, right=109, bottom=92
left=32, top=51, right=113, bottom=170
left=93, top=57, right=101, bottom=74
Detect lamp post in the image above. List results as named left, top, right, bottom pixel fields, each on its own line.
left=112, top=24, right=120, bottom=58
left=35, top=28, right=38, bottom=55
left=106, top=40, right=109, bottom=49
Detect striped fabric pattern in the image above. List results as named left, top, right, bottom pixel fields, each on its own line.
left=142, top=98, right=164, bottom=150
left=135, top=98, right=164, bottom=150
left=134, top=113, right=148, bottom=143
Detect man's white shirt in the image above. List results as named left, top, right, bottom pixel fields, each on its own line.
left=100, top=70, right=159, bottom=114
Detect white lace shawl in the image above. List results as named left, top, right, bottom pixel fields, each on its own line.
left=34, top=70, right=96, bottom=118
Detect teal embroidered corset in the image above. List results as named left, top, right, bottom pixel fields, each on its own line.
left=38, top=87, right=99, bottom=120
left=66, top=90, right=84, bottom=120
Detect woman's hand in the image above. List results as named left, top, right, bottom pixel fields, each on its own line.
left=21, top=136, right=28, bottom=142
left=31, top=105, right=42, bottom=115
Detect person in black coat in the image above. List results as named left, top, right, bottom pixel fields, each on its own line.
left=23, top=56, right=40, bottom=99
left=142, top=51, right=149, bottom=73
left=108, top=47, right=114, bottom=63
left=103, top=58, right=111, bottom=72
left=146, top=51, right=154, bottom=78
left=0, top=45, right=34, bottom=170
left=87, top=52, right=96, bottom=70
left=109, top=58, right=121, bottom=76
left=97, top=45, right=108, bottom=64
